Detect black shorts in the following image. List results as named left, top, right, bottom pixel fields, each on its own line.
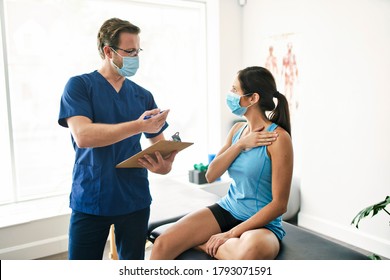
left=207, top=203, right=243, bottom=232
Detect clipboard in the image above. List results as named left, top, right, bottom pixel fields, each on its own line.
left=116, top=140, right=193, bottom=168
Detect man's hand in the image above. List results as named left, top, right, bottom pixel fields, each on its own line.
left=137, top=150, right=178, bottom=174
left=138, top=109, right=169, bottom=134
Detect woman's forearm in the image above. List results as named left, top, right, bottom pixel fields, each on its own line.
left=205, top=142, right=242, bottom=182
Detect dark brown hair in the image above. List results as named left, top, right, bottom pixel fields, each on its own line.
left=238, top=66, right=291, bottom=135
left=97, top=18, right=140, bottom=59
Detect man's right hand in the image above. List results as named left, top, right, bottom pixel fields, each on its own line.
left=139, top=109, right=169, bottom=134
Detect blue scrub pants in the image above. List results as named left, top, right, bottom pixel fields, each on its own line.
left=68, top=207, right=150, bottom=260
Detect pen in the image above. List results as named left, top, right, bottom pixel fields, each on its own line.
left=143, top=110, right=165, bottom=120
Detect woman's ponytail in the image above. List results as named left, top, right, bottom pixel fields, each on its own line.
left=269, top=91, right=291, bottom=136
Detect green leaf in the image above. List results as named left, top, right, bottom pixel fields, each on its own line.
left=351, top=196, right=390, bottom=228
left=368, top=254, right=381, bottom=260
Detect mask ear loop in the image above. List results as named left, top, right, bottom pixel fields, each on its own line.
left=109, top=47, right=125, bottom=71
left=245, top=92, right=258, bottom=108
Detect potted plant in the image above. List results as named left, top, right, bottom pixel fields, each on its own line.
left=351, top=195, right=390, bottom=259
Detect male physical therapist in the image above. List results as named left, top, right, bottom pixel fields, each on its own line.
left=58, top=17, right=177, bottom=260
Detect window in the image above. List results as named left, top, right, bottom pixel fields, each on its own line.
left=0, top=13, right=13, bottom=204
left=0, top=0, right=211, bottom=207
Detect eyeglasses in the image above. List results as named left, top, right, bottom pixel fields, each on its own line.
left=110, top=46, right=143, bottom=57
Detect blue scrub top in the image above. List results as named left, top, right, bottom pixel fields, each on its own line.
left=58, top=70, right=168, bottom=216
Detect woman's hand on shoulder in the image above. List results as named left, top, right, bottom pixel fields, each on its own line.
left=236, top=125, right=279, bottom=150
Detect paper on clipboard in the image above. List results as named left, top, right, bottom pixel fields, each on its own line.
left=116, top=140, right=193, bottom=168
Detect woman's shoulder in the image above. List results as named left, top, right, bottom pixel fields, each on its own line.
left=231, top=121, right=246, bottom=132
left=274, top=125, right=289, bottom=136
left=269, top=126, right=292, bottom=150
left=228, top=121, right=246, bottom=137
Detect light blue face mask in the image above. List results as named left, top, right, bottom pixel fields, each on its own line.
left=226, top=92, right=252, bottom=116
left=111, top=48, right=139, bottom=77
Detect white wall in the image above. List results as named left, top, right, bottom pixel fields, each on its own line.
left=213, top=0, right=244, bottom=151
left=0, top=213, right=69, bottom=259
left=241, top=0, right=390, bottom=258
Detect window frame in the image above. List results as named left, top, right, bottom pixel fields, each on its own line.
left=0, top=0, right=221, bottom=222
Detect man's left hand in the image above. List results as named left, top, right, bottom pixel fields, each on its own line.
left=138, top=151, right=178, bottom=174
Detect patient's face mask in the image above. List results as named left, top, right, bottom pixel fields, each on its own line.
left=226, top=92, right=252, bottom=116
left=111, top=48, right=139, bottom=77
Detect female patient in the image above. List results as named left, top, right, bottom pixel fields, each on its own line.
left=150, top=66, right=293, bottom=260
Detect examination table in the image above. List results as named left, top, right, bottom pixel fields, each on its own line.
left=146, top=177, right=369, bottom=260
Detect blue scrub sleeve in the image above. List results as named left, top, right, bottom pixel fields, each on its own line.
left=58, top=76, right=94, bottom=127
left=144, top=122, right=169, bottom=139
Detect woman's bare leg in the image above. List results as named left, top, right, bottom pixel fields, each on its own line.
left=214, top=228, right=280, bottom=260
left=150, top=208, right=220, bottom=260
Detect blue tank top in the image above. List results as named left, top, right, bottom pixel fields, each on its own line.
left=218, top=123, right=285, bottom=240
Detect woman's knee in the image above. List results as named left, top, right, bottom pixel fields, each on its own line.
left=237, top=244, right=276, bottom=260
left=151, top=231, right=189, bottom=260
left=152, top=233, right=172, bottom=254
left=234, top=231, right=280, bottom=260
